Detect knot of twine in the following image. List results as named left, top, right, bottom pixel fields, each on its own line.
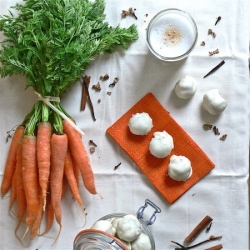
left=35, top=91, right=84, bottom=136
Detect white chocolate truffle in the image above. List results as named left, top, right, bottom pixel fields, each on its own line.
left=149, top=131, right=174, bottom=158
left=202, top=89, right=227, bottom=115
left=117, top=215, right=142, bottom=242
left=175, top=76, right=197, bottom=99
left=168, top=155, right=192, bottom=181
left=128, top=112, right=153, bottom=135
left=120, top=240, right=132, bottom=250
left=131, top=233, right=152, bottom=250
left=91, top=220, right=114, bottom=235
left=111, top=217, right=122, bottom=235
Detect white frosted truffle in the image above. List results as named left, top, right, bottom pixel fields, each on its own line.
left=117, top=215, right=142, bottom=242
left=110, top=217, right=122, bottom=235
left=128, top=112, right=153, bottom=135
left=168, top=155, right=192, bottom=181
left=202, top=89, right=227, bottom=115
left=131, top=233, right=152, bottom=250
left=120, top=240, right=132, bottom=250
left=91, top=220, right=114, bottom=235
left=175, top=76, right=197, bottom=99
left=149, top=131, right=174, bottom=158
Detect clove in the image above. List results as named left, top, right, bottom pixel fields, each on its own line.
left=215, top=16, right=221, bottom=26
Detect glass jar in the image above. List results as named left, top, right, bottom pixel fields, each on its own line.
left=73, top=199, right=161, bottom=250
left=146, top=9, right=198, bottom=62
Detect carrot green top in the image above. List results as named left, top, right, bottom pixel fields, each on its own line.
left=0, top=0, right=138, bottom=135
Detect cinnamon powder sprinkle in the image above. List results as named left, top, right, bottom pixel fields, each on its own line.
left=163, top=27, right=182, bottom=46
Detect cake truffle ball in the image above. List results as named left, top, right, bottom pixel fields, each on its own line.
left=175, top=76, right=197, bottom=99
left=91, top=220, right=114, bottom=235
left=202, top=89, right=227, bottom=115
left=131, top=233, right=152, bottom=250
left=168, top=155, right=192, bottom=181
left=117, top=215, right=142, bottom=242
left=149, top=131, right=174, bottom=158
left=128, top=112, right=153, bottom=135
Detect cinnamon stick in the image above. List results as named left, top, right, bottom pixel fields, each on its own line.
left=80, top=76, right=90, bottom=111
left=81, top=76, right=96, bottom=121
left=205, top=244, right=223, bottom=250
left=185, top=215, right=213, bottom=243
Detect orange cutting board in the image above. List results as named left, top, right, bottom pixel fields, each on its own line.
left=106, top=92, right=215, bottom=204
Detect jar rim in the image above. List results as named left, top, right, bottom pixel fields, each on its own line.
left=73, top=228, right=129, bottom=250
left=146, top=8, right=198, bottom=62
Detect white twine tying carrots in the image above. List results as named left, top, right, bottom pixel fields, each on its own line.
left=35, top=91, right=85, bottom=136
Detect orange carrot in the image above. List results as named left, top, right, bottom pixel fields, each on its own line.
left=37, top=122, right=51, bottom=210
left=9, top=168, right=17, bottom=210
left=1, top=125, right=24, bottom=197
left=30, top=189, right=44, bottom=240
left=50, top=133, right=68, bottom=243
left=64, top=150, right=85, bottom=210
left=72, top=156, right=80, bottom=187
left=62, top=120, right=97, bottom=194
left=14, top=139, right=27, bottom=239
left=22, top=135, right=39, bottom=238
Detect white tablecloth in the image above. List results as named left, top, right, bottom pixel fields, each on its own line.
left=0, top=0, right=249, bottom=249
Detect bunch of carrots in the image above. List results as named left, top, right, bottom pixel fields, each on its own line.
left=0, top=0, right=138, bottom=245
left=1, top=118, right=97, bottom=243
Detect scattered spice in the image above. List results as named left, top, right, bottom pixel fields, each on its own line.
left=215, top=16, right=221, bottom=26
left=107, top=91, right=112, bottom=96
left=122, top=7, right=137, bottom=20
left=114, top=162, right=121, bottom=170
left=203, top=124, right=213, bottom=130
left=209, top=48, right=219, bottom=56
left=145, top=13, right=148, bottom=17
left=205, top=244, right=223, bottom=250
left=163, top=27, right=182, bottom=46
left=172, top=235, right=222, bottom=250
left=213, top=126, right=220, bottom=135
left=208, top=29, right=216, bottom=38
left=203, top=124, right=227, bottom=141
left=82, top=75, right=96, bottom=121
left=100, top=74, right=109, bottom=80
left=185, top=215, right=213, bottom=243
left=89, top=140, right=97, bottom=147
left=220, top=134, right=227, bottom=141
left=206, top=222, right=212, bottom=232
left=97, top=99, right=101, bottom=103
left=89, top=146, right=95, bottom=153
left=92, top=82, right=101, bottom=91
left=200, top=41, right=205, bottom=46
left=109, top=77, right=119, bottom=87
left=203, top=60, right=225, bottom=78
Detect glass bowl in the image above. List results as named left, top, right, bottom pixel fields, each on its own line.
left=146, top=8, right=198, bottom=62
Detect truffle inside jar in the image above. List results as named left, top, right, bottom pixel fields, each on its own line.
left=128, top=112, right=153, bottom=135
